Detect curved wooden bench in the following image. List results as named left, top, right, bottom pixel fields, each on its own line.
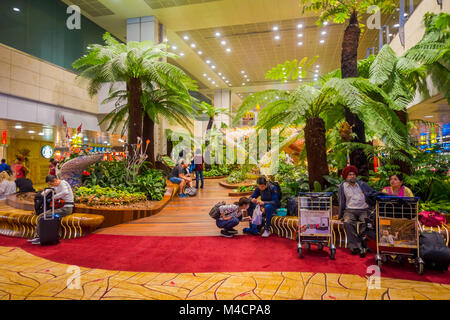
left=269, top=216, right=348, bottom=248
left=0, top=206, right=104, bottom=239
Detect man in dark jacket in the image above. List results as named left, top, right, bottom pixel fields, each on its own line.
left=245, top=176, right=280, bottom=237
left=338, top=165, right=377, bottom=257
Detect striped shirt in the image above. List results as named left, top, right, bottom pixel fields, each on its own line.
left=218, top=204, right=243, bottom=220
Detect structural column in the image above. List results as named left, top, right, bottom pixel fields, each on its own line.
left=213, top=89, right=232, bottom=128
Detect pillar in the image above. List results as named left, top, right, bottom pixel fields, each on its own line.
left=213, top=89, right=232, bottom=128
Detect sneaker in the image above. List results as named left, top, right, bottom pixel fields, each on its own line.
left=261, top=230, right=271, bottom=238
left=27, top=237, right=39, bottom=242
left=227, top=228, right=238, bottom=234
left=31, top=239, right=41, bottom=245
left=220, top=230, right=233, bottom=238
left=178, top=194, right=187, bottom=198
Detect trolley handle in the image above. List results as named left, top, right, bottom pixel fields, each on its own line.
left=298, top=192, right=333, bottom=198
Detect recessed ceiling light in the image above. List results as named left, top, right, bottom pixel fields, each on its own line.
left=241, top=70, right=245, bottom=74
left=424, top=115, right=433, bottom=118
left=321, top=31, right=327, bottom=35
left=198, top=51, right=203, bottom=55
left=272, top=26, right=279, bottom=31
left=163, top=37, right=168, bottom=42
left=206, top=60, right=211, bottom=64
left=316, top=65, right=320, bottom=68
left=297, top=23, right=303, bottom=28
left=38, top=132, right=44, bottom=136
left=244, top=75, right=247, bottom=78
left=297, top=42, right=303, bottom=46
left=13, top=7, right=20, bottom=12
left=218, top=72, right=222, bottom=75
left=203, top=73, right=207, bottom=77
left=211, top=65, right=216, bottom=69
left=183, top=35, right=189, bottom=40
left=246, top=79, right=250, bottom=82
left=212, top=81, right=216, bottom=84
left=179, top=52, right=185, bottom=56
left=171, top=45, right=177, bottom=50
left=215, top=32, right=221, bottom=37
left=14, top=125, right=22, bottom=129
left=320, top=39, right=325, bottom=44
left=226, top=48, right=231, bottom=53
left=297, top=33, right=303, bottom=38
left=221, top=40, right=226, bottom=45
left=274, top=35, right=280, bottom=40
left=222, top=76, right=226, bottom=80
left=190, top=43, right=196, bottom=48
left=242, top=83, right=246, bottom=86
left=28, top=130, right=35, bottom=134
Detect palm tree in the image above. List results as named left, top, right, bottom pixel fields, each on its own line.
left=72, top=32, right=197, bottom=161
left=197, top=101, right=229, bottom=145
left=300, top=0, right=397, bottom=176
left=234, top=78, right=406, bottom=189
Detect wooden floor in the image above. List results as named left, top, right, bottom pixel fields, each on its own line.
left=95, top=178, right=250, bottom=237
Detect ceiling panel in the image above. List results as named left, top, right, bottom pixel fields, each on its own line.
left=144, top=0, right=223, bottom=10
left=68, top=0, right=115, bottom=17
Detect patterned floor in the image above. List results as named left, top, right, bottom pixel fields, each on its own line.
left=1, top=246, right=449, bottom=300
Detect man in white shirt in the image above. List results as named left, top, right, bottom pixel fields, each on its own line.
left=29, top=175, right=74, bottom=245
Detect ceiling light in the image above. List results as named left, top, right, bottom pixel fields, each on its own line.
left=246, top=79, right=250, bottom=82
left=272, top=26, right=279, bottom=31
left=190, top=43, right=196, bottom=48
left=221, top=40, right=226, bottom=45
left=321, top=31, right=327, bottom=35
left=163, top=37, right=168, bottom=42
left=274, top=35, right=280, bottom=40
left=316, top=65, right=320, bottom=68
left=297, top=33, right=303, bottom=38
left=179, top=52, right=185, bottom=56
left=212, top=81, right=215, bottom=84
left=244, top=75, right=247, bottom=78
left=215, top=32, right=221, bottom=37
left=38, top=132, right=44, bottom=136
left=226, top=48, right=231, bottom=53
left=241, top=70, right=245, bottom=74
left=320, top=39, right=325, bottom=44
left=297, top=42, right=303, bottom=46
left=424, top=115, right=433, bottom=118
left=242, top=83, right=246, bottom=86
left=208, top=77, right=211, bottom=80
left=323, top=21, right=328, bottom=26
left=297, top=23, right=303, bottom=28
left=198, top=51, right=203, bottom=55
left=183, top=35, right=189, bottom=40
left=203, top=73, right=207, bottom=77
left=211, top=65, right=216, bottom=69
left=222, top=76, right=226, bottom=80
left=28, top=130, right=35, bottom=134
left=14, top=125, right=22, bottom=129
left=171, top=45, right=177, bottom=50
left=206, top=60, right=211, bottom=64
left=13, top=7, right=21, bottom=12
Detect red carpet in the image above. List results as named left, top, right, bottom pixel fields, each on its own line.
left=0, top=234, right=448, bottom=284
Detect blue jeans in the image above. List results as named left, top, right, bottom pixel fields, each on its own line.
left=195, top=170, right=204, bottom=188
left=247, top=202, right=279, bottom=231
left=169, top=177, right=182, bottom=184
left=216, top=217, right=239, bottom=231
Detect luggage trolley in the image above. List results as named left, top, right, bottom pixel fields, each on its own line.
left=374, top=195, right=424, bottom=274
left=297, top=192, right=336, bottom=259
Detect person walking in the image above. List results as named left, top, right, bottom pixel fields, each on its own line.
left=13, top=159, right=27, bottom=180
left=338, top=165, right=377, bottom=257
left=194, top=148, right=205, bottom=189
left=0, top=159, right=11, bottom=173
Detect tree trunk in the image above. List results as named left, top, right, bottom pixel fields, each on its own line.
left=393, top=109, right=411, bottom=175
left=204, top=116, right=214, bottom=170
left=304, top=117, right=329, bottom=190
left=341, top=10, right=369, bottom=177
left=205, top=116, right=214, bottom=146
left=142, top=113, right=155, bottom=166
left=127, top=78, right=143, bottom=157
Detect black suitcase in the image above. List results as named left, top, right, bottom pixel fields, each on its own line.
left=419, top=231, right=450, bottom=273
left=38, top=188, right=60, bottom=246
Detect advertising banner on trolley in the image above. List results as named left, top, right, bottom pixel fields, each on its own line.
left=299, top=210, right=330, bottom=236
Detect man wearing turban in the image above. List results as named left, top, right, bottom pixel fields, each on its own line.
left=338, top=165, right=377, bottom=257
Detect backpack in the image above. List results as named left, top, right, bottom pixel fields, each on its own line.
left=269, top=182, right=282, bottom=203
left=419, top=231, right=450, bottom=272
left=209, top=201, right=226, bottom=220
left=184, top=187, right=197, bottom=197
left=419, top=211, right=446, bottom=227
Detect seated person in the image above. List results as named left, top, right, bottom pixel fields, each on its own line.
left=217, top=197, right=251, bottom=237
left=380, top=229, right=399, bottom=246
left=244, top=176, right=281, bottom=238
left=0, top=171, right=17, bottom=200
left=168, top=160, right=192, bottom=198
left=382, top=174, right=414, bottom=197
left=15, top=177, right=35, bottom=193
left=28, top=175, right=74, bottom=245
left=338, top=165, right=377, bottom=257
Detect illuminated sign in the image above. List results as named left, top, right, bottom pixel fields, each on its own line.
left=41, top=145, right=53, bottom=159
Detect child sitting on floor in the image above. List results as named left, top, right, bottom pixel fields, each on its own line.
left=217, top=197, right=251, bottom=237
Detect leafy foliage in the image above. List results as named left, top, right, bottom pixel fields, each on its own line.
left=74, top=186, right=147, bottom=206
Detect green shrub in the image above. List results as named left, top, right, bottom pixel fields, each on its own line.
left=74, top=186, right=147, bottom=206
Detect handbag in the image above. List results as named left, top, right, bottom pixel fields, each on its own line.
left=419, top=211, right=446, bottom=227
left=251, top=204, right=263, bottom=226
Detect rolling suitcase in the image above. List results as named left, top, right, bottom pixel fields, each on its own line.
left=39, top=188, right=60, bottom=246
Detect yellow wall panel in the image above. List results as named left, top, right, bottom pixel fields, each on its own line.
left=10, top=80, right=40, bottom=101
left=11, top=65, right=39, bottom=86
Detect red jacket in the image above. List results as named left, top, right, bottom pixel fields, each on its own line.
left=194, top=155, right=204, bottom=171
